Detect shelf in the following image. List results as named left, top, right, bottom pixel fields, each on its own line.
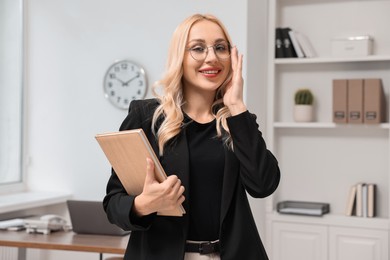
left=274, top=122, right=390, bottom=129
left=267, top=0, right=390, bottom=257
left=0, top=190, right=72, bottom=214
left=274, top=55, right=390, bottom=65
left=269, top=211, right=390, bottom=230
left=274, top=122, right=335, bottom=128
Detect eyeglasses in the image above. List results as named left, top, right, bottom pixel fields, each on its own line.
left=187, top=42, right=231, bottom=61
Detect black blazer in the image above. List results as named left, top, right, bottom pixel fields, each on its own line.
left=103, top=99, right=280, bottom=260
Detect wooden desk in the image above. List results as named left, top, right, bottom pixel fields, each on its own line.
left=0, top=230, right=128, bottom=260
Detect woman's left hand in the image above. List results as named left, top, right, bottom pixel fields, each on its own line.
left=223, top=46, right=247, bottom=116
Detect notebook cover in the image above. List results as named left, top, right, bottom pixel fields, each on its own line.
left=95, top=129, right=185, bottom=216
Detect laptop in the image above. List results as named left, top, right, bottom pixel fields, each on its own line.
left=67, top=200, right=130, bottom=236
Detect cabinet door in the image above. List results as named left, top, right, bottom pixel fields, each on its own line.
left=329, top=227, right=388, bottom=260
left=272, top=222, right=327, bottom=260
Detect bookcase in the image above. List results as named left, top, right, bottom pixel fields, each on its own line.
left=265, top=1, right=390, bottom=259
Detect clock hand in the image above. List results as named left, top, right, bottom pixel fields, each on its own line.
left=115, top=78, right=126, bottom=85
left=123, top=73, right=140, bottom=86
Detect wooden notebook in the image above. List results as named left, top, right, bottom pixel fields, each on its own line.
left=95, top=129, right=185, bottom=217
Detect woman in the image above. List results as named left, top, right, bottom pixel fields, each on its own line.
left=103, top=14, right=280, bottom=260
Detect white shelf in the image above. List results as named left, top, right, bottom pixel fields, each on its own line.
left=266, top=0, right=390, bottom=258
left=275, top=55, right=390, bottom=65
left=274, top=122, right=390, bottom=129
left=269, top=211, right=390, bottom=230
left=0, top=190, right=72, bottom=214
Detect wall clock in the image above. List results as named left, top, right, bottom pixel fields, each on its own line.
left=103, top=60, right=148, bottom=109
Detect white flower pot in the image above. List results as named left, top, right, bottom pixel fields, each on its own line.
left=293, top=105, right=313, bottom=122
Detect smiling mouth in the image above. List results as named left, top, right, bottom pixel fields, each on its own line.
left=200, top=70, right=220, bottom=75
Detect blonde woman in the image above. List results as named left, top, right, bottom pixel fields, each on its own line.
left=103, top=14, right=280, bottom=260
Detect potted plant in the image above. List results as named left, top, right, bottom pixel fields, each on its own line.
left=293, top=88, right=314, bottom=122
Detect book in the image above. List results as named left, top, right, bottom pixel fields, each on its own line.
left=346, top=182, right=377, bottom=218
left=362, top=184, right=368, bottom=217
left=363, top=78, right=386, bottom=124
left=288, top=29, right=305, bottom=58
left=275, top=28, right=285, bottom=58
left=345, top=184, right=357, bottom=216
left=367, top=184, right=376, bottom=218
left=333, top=79, right=348, bottom=123
left=95, top=129, right=186, bottom=217
left=294, top=31, right=316, bottom=58
left=355, top=183, right=365, bottom=217
left=348, top=79, right=364, bottom=124
left=280, top=27, right=297, bottom=58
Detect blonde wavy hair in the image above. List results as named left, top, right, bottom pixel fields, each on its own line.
left=152, top=14, right=233, bottom=155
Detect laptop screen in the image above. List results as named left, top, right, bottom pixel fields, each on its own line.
left=67, top=200, right=130, bottom=236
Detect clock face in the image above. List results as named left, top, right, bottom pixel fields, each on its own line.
left=103, top=60, right=147, bottom=109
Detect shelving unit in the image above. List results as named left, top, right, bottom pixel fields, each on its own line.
left=265, top=1, right=390, bottom=259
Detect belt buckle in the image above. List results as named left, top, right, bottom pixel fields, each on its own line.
left=199, top=241, right=215, bottom=255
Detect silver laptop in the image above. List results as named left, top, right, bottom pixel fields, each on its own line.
left=67, top=200, right=130, bottom=236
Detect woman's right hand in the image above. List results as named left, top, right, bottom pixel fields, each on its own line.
left=133, top=158, right=185, bottom=216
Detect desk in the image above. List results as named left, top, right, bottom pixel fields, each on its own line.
left=0, top=230, right=128, bottom=260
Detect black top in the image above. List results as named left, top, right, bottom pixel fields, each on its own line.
left=184, top=115, right=225, bottom=241
left=103, top=99, right=281, bottom=260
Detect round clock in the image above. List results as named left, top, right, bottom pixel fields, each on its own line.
left=103, top=60, right=148, bottom=109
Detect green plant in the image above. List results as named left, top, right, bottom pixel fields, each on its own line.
left=294, top=89, right=314, bottom=105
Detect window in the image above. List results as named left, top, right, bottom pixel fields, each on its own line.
left=0, top=0, right=24, bottom=193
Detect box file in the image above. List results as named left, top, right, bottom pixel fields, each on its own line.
left=364, top=78, right=386, bottom=124
left=333, top=79, right=348, bottom=123
left=348, top=79, right=364, bottom=123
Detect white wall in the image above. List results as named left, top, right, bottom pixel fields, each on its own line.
left=245, top=0, right=269, bottom=243
left=24, top=0, right=268, bottom=258
left=25, top=0, right=250, bottom=199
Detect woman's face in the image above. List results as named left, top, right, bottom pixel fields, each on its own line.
left=182, top=20, right=231, bottom=95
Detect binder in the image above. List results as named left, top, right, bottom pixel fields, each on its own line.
left=280, top=27, right=297, bottom=58
left=364, top=78, right=386, bottom=124
left=95, top=129, right=186, bottom=217
left=275, top=28, right=285, bottom=58
left=348, top=79, right=364, bottom=123
left=333, top=79, right=348, bottom=123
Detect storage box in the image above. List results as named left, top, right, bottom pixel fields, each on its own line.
left=277, top=201, right=330, bottom=216
left=331, top=35, right=373, bottom=57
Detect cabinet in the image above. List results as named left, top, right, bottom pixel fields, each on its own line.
left=272, top=222, right=327, bottom=260
left=271, top=218, right=389, bottom=260
left=265, top=0, right=390, bottom=259
left=329, top=226, right=388, bottom=260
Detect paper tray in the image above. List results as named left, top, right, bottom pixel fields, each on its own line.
left=277, top=201, right=330, bottom=216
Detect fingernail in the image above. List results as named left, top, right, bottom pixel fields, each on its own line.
left=146, top=158, right=152, bottom=166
